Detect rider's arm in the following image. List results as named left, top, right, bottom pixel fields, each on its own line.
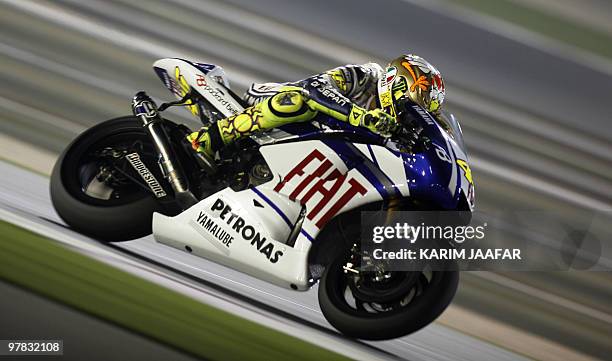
left=297, top=64, right=379, bottom=127
left=243, top=64, right=379, bottom=125
left=229, top=63, right=395, bottom=143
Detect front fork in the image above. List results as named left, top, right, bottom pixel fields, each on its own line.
left=132, top=91, right=198, bottom=209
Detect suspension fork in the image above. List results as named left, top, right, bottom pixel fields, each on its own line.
left=132, top=91, right=198, bottom=209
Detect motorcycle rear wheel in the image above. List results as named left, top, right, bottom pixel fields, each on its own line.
left=50, top=116, right=165, bottom=242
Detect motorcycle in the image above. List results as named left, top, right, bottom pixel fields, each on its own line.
left=50, top=58, right=474, bottom=340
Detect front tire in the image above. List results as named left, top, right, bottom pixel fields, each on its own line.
left=50, top=116, right=165, bottom=242
left=318, top=250, right=459, bottom=340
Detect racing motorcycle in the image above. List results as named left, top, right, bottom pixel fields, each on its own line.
left=50, top=58, right=474, bottom=340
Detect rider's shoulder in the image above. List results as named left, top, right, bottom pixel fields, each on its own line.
left=346, top=62, right=384, bottom=82
left=335, top=62, right=382, bottom=74
left=352, top=62, right=383, bottom=74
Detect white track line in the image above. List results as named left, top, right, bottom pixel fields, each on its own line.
left=0, top=0, right=257, bottom=89
left=0, top=95, right=86, bottom=133
left=450, top=91, right=612, bottom=163
left=165, top=0, right=373, bottom=64
left=472, top=156, right=612, bottom=211
left=0, top=41, right=136, bottom=98
left=474, top=272, right=612, bottom=325
left=507, top=0, right=612, bottom=37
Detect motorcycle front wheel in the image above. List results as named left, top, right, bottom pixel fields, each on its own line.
left=50, top=116, right=167, bottom=242
left=318, top=249, right=459, bottom=340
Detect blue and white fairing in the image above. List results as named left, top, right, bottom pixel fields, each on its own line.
left=399, top=105, right=475, bottom=211
left=269, top=104, right=475, bottom=213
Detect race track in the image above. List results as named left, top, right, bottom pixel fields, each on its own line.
left=0, top=161, right=529, bottom=361
left=1, top=0, right=611, bottom=360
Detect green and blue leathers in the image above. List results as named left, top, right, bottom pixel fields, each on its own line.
left=188, top=64, right=397, bottom=156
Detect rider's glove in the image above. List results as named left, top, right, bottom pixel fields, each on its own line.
left=349, top=106, right=398, bottom=137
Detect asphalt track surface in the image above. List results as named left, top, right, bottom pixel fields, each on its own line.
left=1, top=0, right=611, bottom=359
left=0, top=161, right=529, bottom=361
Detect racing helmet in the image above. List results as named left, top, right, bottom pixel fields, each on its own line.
left=384, top=54, right=445, bottom=113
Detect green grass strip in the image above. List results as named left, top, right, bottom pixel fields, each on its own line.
left=449, top=0, right=612, bottom=60
left=0, top=221, right=352, bottom=361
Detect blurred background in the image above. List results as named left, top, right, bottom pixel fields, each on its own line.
left=1, top=0, right=611, bottom=360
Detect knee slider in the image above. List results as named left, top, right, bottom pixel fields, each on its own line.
left=269, top=91, right=306, bottom=115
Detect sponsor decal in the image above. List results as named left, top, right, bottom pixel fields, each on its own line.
left=277, top=92, right=296, bottom=106
left=196, top=74, right=207, bottom=87
left=377, top=73, right=396, bottom=117
left=209, top=198, right=284, bottom=263
left=196, top=75, right=241, bottom=115
left=274, top=149, right=367, bottom=228
left=309, top=80, right=348, bottom=107
left=379, top=90, right=393, bottom=109
left=190, top=211, right=233, bottom=254
left=433, top=144, right=452, bottom=164
left=412, top=105, right=435, bottom=125
left=350, top=107, right=363, bottom=123
left=174, top=65, right=241, bottom=116
left=456, top=159, right=473, bottom=185
left=125, top=153, right=167, bottom=198
left=250, top=83, right=281, bottom=95
left=385, top=66, right=397, bottom=84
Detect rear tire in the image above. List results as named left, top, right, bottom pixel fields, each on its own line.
left=50, top=117, right=164, bottom=242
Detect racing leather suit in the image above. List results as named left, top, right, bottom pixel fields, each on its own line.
left=188, top=63, right=393, bottom=156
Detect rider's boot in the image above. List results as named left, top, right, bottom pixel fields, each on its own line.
left=187, top=127, right=214, bottom=157
left=187, top=127, right=217, bottom=173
